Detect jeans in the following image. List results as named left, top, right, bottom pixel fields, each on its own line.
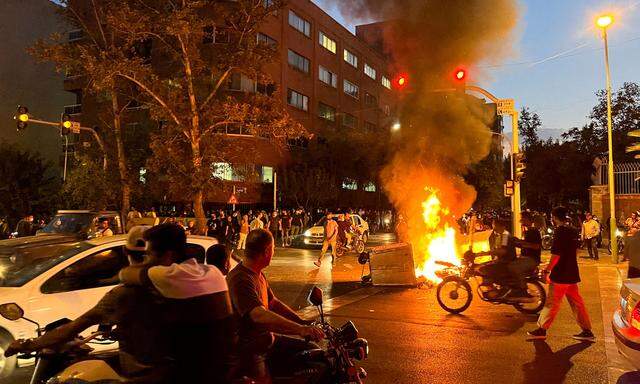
left=537, top=282, right=592, bottom=330
left=237, top=233, right=248, bottom=250
left=584, top=237, right=599, bottom=259
left=291, top=225, right=301, bottom=237
left=508, top=257, right=537, bottom=291
left=319, top=237, right=337, bottom=263
left=242, top=335, right=319, bottom=383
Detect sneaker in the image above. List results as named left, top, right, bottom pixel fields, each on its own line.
left=572, top=330, right=595, bottom=341
left=314, top=260, right=321, bottom=268
left=526, top=328, right=547, bottom=340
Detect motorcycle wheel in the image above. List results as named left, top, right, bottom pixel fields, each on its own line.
left=355, top=240, right=365, bottom=254
left=336, top=246, right=346, bottom=258
left=513, top=281, right=547, bottom=314
left=436, top=276, right=472, bottom=314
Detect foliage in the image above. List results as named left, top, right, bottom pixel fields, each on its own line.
left=62, top=155, right=118, bottom=210
left=0, top=143, right=61, bottom=221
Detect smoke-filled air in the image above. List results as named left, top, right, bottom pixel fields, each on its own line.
left=331, top=0, right=521, bottom=280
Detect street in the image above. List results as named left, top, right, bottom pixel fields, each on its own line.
left=2, top=234, right=638, bottom=384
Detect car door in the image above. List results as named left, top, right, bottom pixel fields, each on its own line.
left=27, top=245, right=128, bottom=333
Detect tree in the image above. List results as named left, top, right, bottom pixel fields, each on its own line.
left=0, top=143, right=61, bottom=223
left=106, top=0, right=304, bottom=230
left=32, top=0, right=140, bottom=220
left=518, top=107, right=541, bottom=149
left=63, top=155, right=118, bottom=210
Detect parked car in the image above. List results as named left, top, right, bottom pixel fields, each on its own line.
left=612, top=278, right=640, bottom=369
left=37, top=210, right=124, bottom=239
left=295, top=214, right=369, bottom=248
left=0, top=234, right=219, bottom=377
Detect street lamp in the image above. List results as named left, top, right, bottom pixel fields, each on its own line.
left=596, top=13, right=618, bottom=263
left=391, top=122, right=401, bottom=131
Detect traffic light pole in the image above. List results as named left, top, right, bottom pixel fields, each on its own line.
left=511, top=110, right=522, bottom=239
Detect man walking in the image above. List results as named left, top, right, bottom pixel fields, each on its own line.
left=250, top=212, right=265, bottom=231
left=314, top=214, right=338, bottom=268
left=581, top=212, right=600, bottom=260
left=527, top=207, right=595, bottom=341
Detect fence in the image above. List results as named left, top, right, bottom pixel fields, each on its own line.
left=599, top=161, right=640, bottom=195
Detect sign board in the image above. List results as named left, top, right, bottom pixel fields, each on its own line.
left=70, top=122, right=81, bottom=134
left=236, top=187, right=247, bottom=194
left=504, top=183, right=514, bottom=197
left=505, top=180, right=514, bottom=188
left=497, top=99, right=515, bottom=116
left=228, top=194, right=238, bottom=205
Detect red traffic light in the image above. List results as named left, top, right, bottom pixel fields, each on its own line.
left=394, top=74, right=408, bottom=90
left=454, top=68, right=466, bottom=81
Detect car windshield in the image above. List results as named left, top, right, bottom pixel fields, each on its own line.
left=0, top=242, right=93, bottom=287
left=40, top=214, right=95, bottom=235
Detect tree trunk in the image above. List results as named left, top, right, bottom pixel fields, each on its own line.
left=111, top=90, right=131, bottom=225
left=191, top=137, right=206, bottom=234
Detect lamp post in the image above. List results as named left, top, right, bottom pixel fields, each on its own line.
left=597, top=14, right=618, bottom=263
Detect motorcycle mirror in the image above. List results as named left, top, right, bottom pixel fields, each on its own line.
left=0, top=303, right=24, bottom=321
left=308, top=286, right=323, bottom=307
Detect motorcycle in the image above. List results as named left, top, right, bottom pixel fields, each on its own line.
left=336, top=231, right=366, bottom=257
left=541, top=227, right=553, bottom=251
left=435, top=251, right=547, bottom=315
left=0, top=286, right=369, bottom=384
left=607, top=228, right=625, bottom=255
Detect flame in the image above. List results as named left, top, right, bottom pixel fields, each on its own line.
left=413, top=188, right=491, bottom=283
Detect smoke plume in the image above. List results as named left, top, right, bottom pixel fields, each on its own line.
left=331, top=0, right=520, bottom=265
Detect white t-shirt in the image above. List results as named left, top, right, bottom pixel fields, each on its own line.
left=147, top=258, right=228, bottom=299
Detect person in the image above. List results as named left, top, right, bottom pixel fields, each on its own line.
left=291, top=209, right=303, bottom=238
left=225, top=215, right=237, bottom=245
left=281, top=210, right=291, bottom=247
left=227, top=229, right=324, bottom=381
left=96, top=218, right=114, bottom=237
left=251, top=212, right=265, bottom=231
left=395, top=213, right=409, bottom=243
left=314, top=214, right=338, bottom=268
left=184, top=220, right=197, bottom=235
left=145, top=207, right=157, bottom=218
left=238, top=214, right=250, bottom=250
left=527, top=206, right=595, bottom=341
left=119, top=223, right=236, bottom=383
left=127, top=207, right=142, bottom=221
left=475, top=217, right=517, bottom=298
left=4, top=226, right=173, bottom=382
left=625, top=212, right=638, bottom=231
left=15, top=215, right=33, bottom=238
left=267, top=211, right=280, bottom=246
left=207, top=213, right=219, bottom=237
left=581, top=212, right=600, bottom=260
left=336, top=214, right=352, bottom=249
left=207, top=243, right=232, bottom=275
left=511, top=212, right=542, bottom=299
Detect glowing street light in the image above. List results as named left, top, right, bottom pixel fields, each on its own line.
left=455, top=69, right=466, bottom=81
left=391, top=122, right=401, bottom=131
left=596, top=12, right=618, bottom=262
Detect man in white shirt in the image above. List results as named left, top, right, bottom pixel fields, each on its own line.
left=96, top=219, right=114, bottom=237
left=581, top=212, right=600, bottom=260
left=250, top=212, right=265, bottom=231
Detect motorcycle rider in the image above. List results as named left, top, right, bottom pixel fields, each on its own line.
left=4, top=226, right=172, bottom=383
left=337, top=214, right=353, bottom=249
left=475, top=217, right=518, bottom=298
left=227, top=229, right=325, bottom=382
left=511, top=212, right=542, bottom=300
left=118, top=223, right=236, bottom=383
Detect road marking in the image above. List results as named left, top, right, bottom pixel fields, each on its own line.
left=297, top=286, right=384, bottom=319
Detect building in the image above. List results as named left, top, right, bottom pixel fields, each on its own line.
left=0, top=0, right=74, bottom=168
left=63, top=0, right=398, bottom=210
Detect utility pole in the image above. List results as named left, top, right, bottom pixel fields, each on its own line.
left=511, top=110, right=522, bottom=238
left=273, top=171, right=278, bottom=212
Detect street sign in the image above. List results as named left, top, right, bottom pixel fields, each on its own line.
left=496, top=99, right=515, bottom=116
left=70, top=122, right=81, bottom=134
left=228, top=194, right=238, bottom=205
left=505, top=180, right=514, bottom=188
left=236, top=187, right=247, bottom=194
left=504, top=181, right=514, bottom=197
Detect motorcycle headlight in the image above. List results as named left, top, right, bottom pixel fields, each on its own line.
left=616, top=229, right=623, bottom=237
left=547, top=228, right=552, bottom=234
left=348, top=338, right=369, bottom=360
left=303, top=229, right=312, bottom=237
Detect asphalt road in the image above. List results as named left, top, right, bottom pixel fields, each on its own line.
left=1, top=235, right=634, bottom=383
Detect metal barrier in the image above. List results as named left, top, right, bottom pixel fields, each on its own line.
left=599, top=161, right=640, bottom=195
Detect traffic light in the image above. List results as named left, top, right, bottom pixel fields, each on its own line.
left=60, top=114, right=72, bottom=136
left=513, top=152, right=526, bottom=182
left=453, top=68, right=466, bottom=92
left=14, top=105, right=29, bottom=131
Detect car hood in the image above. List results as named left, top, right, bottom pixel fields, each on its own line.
left=624, top=278, right=640, bottom=296
left=0, top=234, right=80, bottom=250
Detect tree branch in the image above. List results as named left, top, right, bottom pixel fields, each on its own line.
left=116, top=73, right=182, bottom=127
left=200, top=68, right=234, bottom=111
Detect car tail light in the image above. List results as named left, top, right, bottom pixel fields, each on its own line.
left=632, top=302, right=640, bottom=330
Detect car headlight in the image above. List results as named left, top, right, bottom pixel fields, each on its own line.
left=303, top=229, right=312, bottom=237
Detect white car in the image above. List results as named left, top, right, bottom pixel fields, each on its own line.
left=299, top=214, right=370, bottom=247
left=0, top=234, right=219, bottom=377
left=613, top=277, right=640, bottom=369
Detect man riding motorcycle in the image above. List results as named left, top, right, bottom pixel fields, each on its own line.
left=474, top=217, right=519, bottom=299
left=511, top=212, right=542, bottom=299
left=4, top=226, right=172, bottom=383
left=227, top=229, right=324, bottom=382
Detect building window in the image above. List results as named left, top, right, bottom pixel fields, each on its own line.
left=319, top=31, right=336, bottom=54
left=263, top=0, right=274, bottom=7
left=288, top=50, right=310, bottom=74
left=342, top=178, right=358, bottom=190
left=318, top=103, right=336, bottom=121
left=343, top=113, right=357, bottom=128
left=257, top=32, right=277, bottom=47
left=343, top=49, right=358, bottom=68
left=289, top=10, right=311, bottom=37
left=343, top=80, right=359, bottom=99
left=364, top=64, right=377, bottom=80
left=257, top=82, right=276, bottom=95
left=364, top=121, right=377, bottom=131
left=364, top=92, right=377, bottom=107
left=319, top=66, right=337, bottom=88
left=227, top=73, right=256, bottom=92
left=382, top=76, right=391, bottom=89
left=364, top=182, right=376, bottom=192
left=262, top=166, right=273, bottom=183
left=213, top=163, right=234, bottom=181
left=287, top=89, right=308, bottom=111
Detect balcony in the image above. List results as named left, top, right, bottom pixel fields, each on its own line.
left=64, top=104, right=82, bottom=115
